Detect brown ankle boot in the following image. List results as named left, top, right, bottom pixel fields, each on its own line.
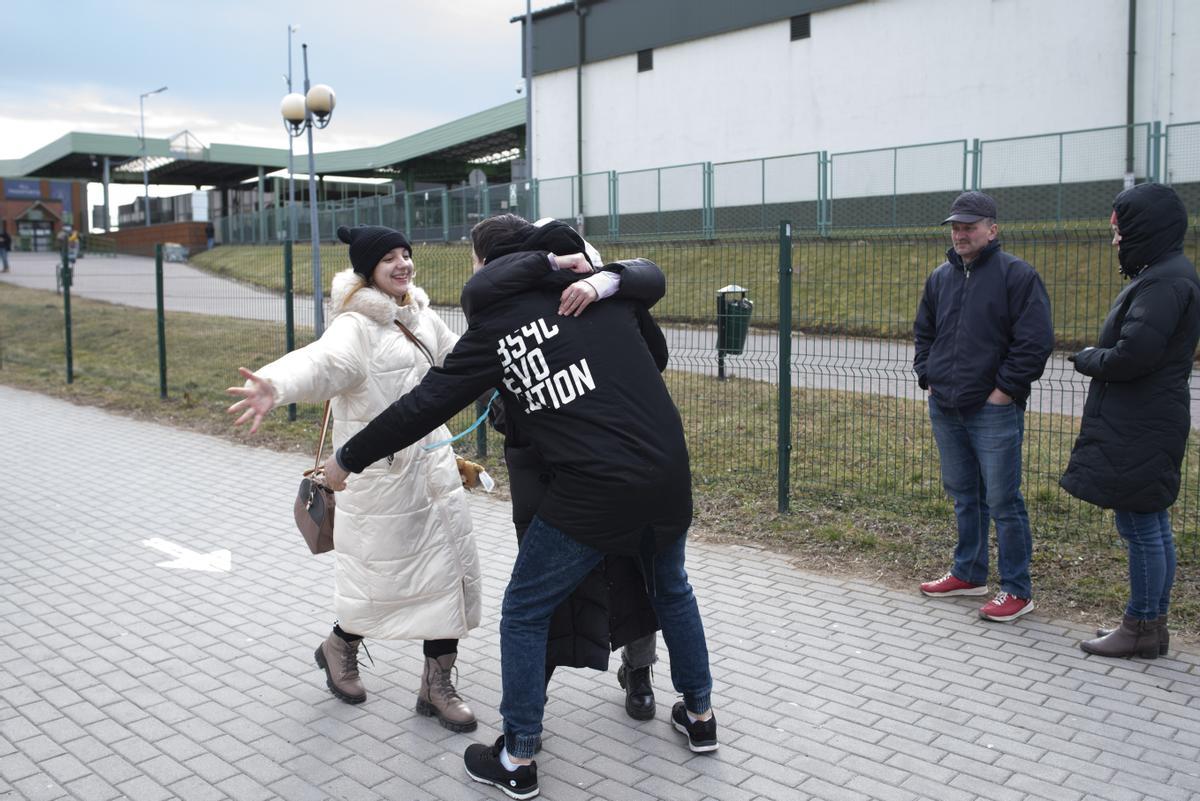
left=1096, top=614, right=1169, bottom=656
left=315, top=630, right=367, bottom=704
left=1081, top=614, right=1159, bottom=659
left=416, top=653, right=477, bottom=732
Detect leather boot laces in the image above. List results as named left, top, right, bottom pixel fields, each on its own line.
left=343, top=639, right=373, bottom=679
left=433, top=662, right=463, bottom=703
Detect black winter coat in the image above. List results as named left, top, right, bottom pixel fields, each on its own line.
left=1060, top=184, right=1200, bottom=512
left=339, top=247, right=691, bottom=556
left=497, top=254, right=665, bottom=670
left=914, top=240, right=1054, bottom=412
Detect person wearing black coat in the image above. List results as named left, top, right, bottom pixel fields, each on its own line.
left=485, top=219, right=662, bottom=722
left=1062, top=183, right=1200, bottom=659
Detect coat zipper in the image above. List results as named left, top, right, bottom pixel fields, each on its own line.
left=949, top=261, right=971, bottom=407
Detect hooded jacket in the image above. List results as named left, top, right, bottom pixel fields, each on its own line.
left=1060, top=184, right=1200, bottom=512
left=339, top=245, right=690, bottom=556
left=913, top=240, right=1054, bottom=412
left=252, top=269, right=482, bottom=640
left=484, top=223, right=667, bottom=670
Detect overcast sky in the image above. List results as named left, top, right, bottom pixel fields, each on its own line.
left=2, top=0, right=536, bottom=217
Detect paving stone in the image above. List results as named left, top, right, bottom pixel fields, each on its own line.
left=5, top=384, right=1200, bottom=801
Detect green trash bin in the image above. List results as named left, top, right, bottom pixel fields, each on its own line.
left=716, top=284, right=752, bottom=379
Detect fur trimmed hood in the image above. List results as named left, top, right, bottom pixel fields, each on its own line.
left=330, top=268, right=431, bottom=326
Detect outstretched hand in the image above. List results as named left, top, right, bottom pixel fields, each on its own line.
left=225, top=367, right=275, bottom=434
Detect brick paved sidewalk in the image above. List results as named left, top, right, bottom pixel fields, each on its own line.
left=2, top=384, right=1199, bottom=801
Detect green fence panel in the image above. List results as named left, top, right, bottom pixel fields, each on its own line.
left=978, top=123, right=1152, bottom=225
left=1166, top=121, right=1200, bottom=217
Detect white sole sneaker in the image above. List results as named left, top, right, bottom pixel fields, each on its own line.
left=920, top=585, right=989, bottom=598
left=980, top=600, right=1035, bottom=622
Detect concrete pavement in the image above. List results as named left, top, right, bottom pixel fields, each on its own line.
left=3, top=383, right=1200, bottom=800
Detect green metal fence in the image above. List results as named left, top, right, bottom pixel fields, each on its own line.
left=976, top=123, right=1157, bottom=224
left=211, top=119, right=1199, bottom=244
left=1167, top=121, right=1200, bottom=217
left=8, top=222, right=1200, bottom=561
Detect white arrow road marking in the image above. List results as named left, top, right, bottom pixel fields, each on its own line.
left=142, top=538, right=232, bottom=573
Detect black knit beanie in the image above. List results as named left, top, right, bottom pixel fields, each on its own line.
left=337, top=225, right=412, bottom=281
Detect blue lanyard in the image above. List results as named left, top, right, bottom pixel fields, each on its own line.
left=421, top=390, right=501, bottom=451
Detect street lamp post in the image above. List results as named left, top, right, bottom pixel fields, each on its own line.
left=286, top=24, right=299, bottom=242
left=140, top=85, right=168, bottom=227
left=280, top=44, right=335, bottom=336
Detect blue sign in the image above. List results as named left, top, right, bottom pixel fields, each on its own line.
left=4, top=179, right=40, bottom=200
left=49, top=181, right=73, bottom=213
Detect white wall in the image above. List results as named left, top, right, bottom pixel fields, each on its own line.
left=531, top=0, right=1200, bottom=185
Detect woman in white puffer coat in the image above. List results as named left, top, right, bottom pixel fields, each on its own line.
left=226, top=225, right=481, bottom=732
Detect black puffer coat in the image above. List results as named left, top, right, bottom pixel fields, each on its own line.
left=1060, top=184, right=1200, bottom=512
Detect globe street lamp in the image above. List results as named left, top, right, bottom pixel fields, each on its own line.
left=280, top=43, right=335, bottom=336
left=140, top=85, right=167, bottom=227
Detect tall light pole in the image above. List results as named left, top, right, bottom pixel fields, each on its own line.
left=524, top=0, right=533, bottom=180
left=281, top=44, right=335, bottom=336
left=286, top=24, right=299, bottom=242
left=140, top=85, right=168, bottom=227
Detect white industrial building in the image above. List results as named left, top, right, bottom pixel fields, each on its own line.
left=522, top=0, right=1199, bottom=180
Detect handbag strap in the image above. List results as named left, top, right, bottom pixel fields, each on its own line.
left=395, top=319, right=435, bottom=366
left=313, top=400, right=332, bottom=471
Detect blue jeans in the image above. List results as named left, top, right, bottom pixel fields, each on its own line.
left=928, top=398, right=1033, bottom=598
left=1115, top=509, right=1175, bottom=620
left=500, top=516, right=712, bottom=759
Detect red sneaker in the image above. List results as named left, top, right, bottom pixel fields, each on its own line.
left=979, top=592, right=1034, bottom=622
left=920, top=572, right=988, bottom=597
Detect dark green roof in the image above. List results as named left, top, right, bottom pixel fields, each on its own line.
left=0, top=100, right=525, bottom=186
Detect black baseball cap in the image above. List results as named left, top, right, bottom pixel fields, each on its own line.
left=942, top=191, right=998, bottom=224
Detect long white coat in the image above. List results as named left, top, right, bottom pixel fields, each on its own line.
left=255, top=268, right=481, bottom=640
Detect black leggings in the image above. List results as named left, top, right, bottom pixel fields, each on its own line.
left=334, top=625, right=457, bottom=659
left=423, top=638, right=458, bottom=658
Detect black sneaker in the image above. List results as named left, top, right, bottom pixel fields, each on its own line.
left=671, top=701, right=718, bottom=752
left=464, top=736, right=539, bottom=800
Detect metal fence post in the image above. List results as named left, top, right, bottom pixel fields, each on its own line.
left=1056, top=132, right=1064, bottom=227
left=702, top=162, right=715, bottom=239
left=403, top=191, right=413, bottom=240
left=817, top=151, right=830, bottom=236
left=284, top=240, right=297, bottom=421
left=155, top=243, right=167, bottom=399
left=474, top=397, right=488, bottom=457
left=1151, top=120, right=1163, bottom=183
left=971, top=138, right=981, bottom=190
left=777, top=221, right=793, bottom=514
left=441, top=191, right=450, bottom=242
left=60, top=246, right=73, bottom=384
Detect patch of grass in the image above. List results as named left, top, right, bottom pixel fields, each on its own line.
left=3, top=282, right=1198, bottom=643
left=193, top=228, right=1200, bottom=354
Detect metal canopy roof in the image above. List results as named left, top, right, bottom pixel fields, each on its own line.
left=0, top=100, right=525, bottom=186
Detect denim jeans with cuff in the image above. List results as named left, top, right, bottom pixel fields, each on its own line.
left=499, top=516, right=711, bottom=759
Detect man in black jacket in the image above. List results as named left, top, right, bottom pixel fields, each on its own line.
left=325, top=217, right=716, bottom=799
left=491, top=220, right=662, bottom=724
left=913, top=191, right=1054, bottom=623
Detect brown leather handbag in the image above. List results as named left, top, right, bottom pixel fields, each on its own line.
left=293, top=400, right=335, bottom=554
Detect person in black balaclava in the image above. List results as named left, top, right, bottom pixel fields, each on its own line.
left=1061, top=183, right=1200, bottom=659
